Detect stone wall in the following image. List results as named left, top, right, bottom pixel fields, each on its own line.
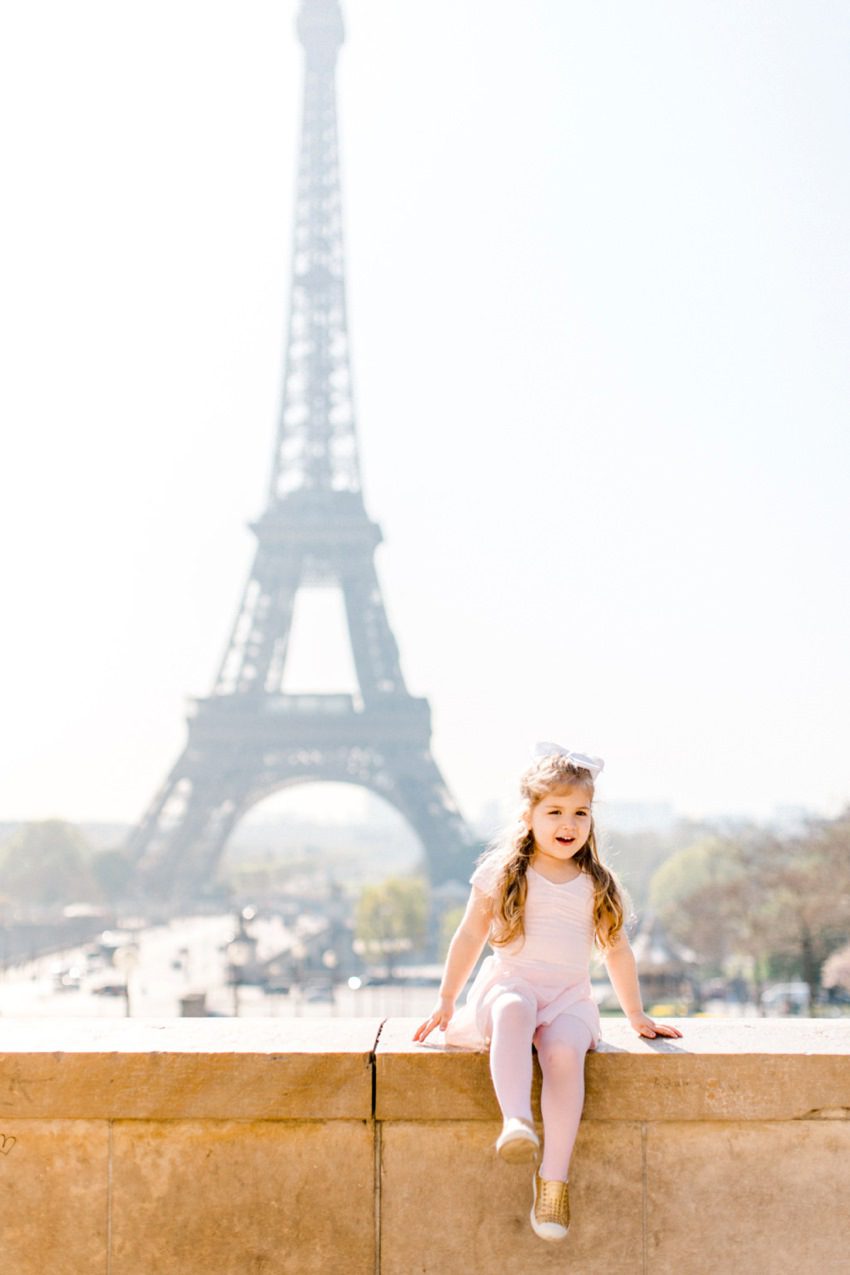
left=0, top=1018, right=847, bottom=1274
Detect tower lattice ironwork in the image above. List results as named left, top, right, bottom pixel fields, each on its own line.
left=128, top=0, right=473, bottom=901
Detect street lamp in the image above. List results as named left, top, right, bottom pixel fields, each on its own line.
left=227, top=937, right=252, bottom=1017
left=290, top=940, right=307, bottom=1015
left=113, top=942, right=139, bottom=1017
left=226, top=912, right=255, bottom=1017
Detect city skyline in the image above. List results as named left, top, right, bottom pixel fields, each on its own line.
left=3, top=1, right=849, bottom=833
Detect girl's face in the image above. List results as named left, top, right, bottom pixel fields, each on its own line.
left=526, top=785, right=593, bottom=862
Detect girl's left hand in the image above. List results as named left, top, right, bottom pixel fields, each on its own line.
left=628, top=1011, right=683, bottom=1039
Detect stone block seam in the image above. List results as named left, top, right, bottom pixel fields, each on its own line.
left=370, top=1018, right=387, bottom=1275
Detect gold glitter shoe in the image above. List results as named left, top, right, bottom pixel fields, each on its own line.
left=530, top=1172, right=570, bottom=1241
left=495, top=1118, right=540, bottom=1164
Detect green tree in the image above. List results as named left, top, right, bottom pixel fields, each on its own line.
left=649, top=832, right=781, bottom=1003
left=355, top=877, right=429, bottom=976
left=604, top=816, right=740, bottom=912
left=649, top=818, right=850, bottom=1010
left=439, top=904, right=466, bottom=959
left=649, top=837, right=740, bottom=968
left=0, top=820, right=101, bottom=907
left=757, top=818, right=850, bottom=1008
left=704, top=831, right=787, bottom=1006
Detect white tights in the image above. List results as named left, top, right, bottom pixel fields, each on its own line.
left=488, top=990, right=593, bottom=1182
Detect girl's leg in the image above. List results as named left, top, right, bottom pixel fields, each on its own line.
left=533, top=1014, right=594, bottom=1181
left=488, top=990, right=537, bottom=1123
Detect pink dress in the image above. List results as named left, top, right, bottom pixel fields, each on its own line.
left=442, top=858, right=601, bottom=1050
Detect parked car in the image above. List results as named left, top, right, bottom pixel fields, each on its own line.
left=90, top=980, right=126, bottom=997
left=303, top=981, right=334, bottom=1003
left=760, top=982, right=810, bottom=1014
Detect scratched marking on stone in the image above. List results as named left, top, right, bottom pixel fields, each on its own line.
left=0, top=1067, right=54, bottom=1107
left=0, top=1135, right=17, bottom=1155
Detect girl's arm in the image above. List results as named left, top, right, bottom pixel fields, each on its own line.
left=603, top=932, right=683, bottom=1039
left=412, top=887, right=493, bottom=1041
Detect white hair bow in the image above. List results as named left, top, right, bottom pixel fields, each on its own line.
left=533, top=742, right=605, bottom=780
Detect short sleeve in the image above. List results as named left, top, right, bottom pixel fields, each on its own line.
left=470, top=855, right=503, bottom=900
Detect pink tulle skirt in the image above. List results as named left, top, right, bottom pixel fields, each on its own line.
left=441, top=954, right=601, bottom=1051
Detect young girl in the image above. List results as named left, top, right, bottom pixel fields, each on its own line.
left=413, top=744, right=683, bottom=1243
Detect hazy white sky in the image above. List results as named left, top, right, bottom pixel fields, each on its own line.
left=2, top=1, right=849, bottom=832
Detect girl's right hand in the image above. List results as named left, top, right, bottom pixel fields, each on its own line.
left=412, top=995, right=456, bottom=1042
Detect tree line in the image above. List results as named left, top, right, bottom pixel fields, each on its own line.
left=0, top=820, right=132, bottom=908
left=647, top=809, right=850, bottom=1007
left=4, top=812, right=849, bottom=1011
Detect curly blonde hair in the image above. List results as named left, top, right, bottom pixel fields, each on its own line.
left=481, top=754, right=624, bottom=951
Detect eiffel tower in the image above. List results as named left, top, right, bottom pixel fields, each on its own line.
left=128, top=0, right=473, bottom=901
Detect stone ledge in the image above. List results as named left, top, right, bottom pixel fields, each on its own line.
left=0, top=1018, right=382, bottom=1119
left=1, top=1017, right=848, bottom=1125
left=376, top=1017, right=850, bottom=1122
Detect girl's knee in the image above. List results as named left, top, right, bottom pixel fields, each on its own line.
left=491, top=993, right=535, bottom=1027
left=537, top=1038, right=585, bottom=1074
